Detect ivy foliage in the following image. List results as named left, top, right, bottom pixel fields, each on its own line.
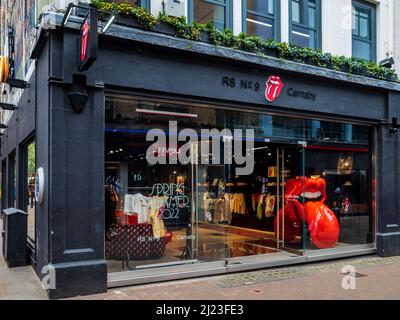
left=91, top=0, right=398, bottom=81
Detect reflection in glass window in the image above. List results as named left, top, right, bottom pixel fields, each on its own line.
left=245, top=0, right=278, bottom=40
left=352, top=1, right=375, bottom=61
left=193, top=0, right=228, bottom=31
left=290, top=0, right=320, bottom=49
left=292, top=0, right=300, bottom=23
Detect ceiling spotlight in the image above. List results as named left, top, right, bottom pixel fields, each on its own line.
left=101, top=14, right=116, bottom=34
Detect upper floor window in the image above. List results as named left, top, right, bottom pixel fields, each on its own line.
left=190, top=0, right=232, bottom=30
left=352, top=1, right=376, bottom=61
left=290, top=0, right=321, bottom=49
left=243, top=0, right=279, bottom=40
left=132, top=0, right=148, bottom=7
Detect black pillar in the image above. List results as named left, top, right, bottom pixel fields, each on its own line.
left=35, top=28, right=107, bottom=299
left=376, top=92, right=400, bottom=257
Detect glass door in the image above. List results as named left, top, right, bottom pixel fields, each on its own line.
left=275, top=143, right=306, bottom=255
left=190, top=140, right=308, bottom=265
left=190, top=140, right=230, bottom=264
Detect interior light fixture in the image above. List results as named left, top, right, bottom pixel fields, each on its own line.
left=136, top=108, right=199, bottom=118
left=101, top=14, right=116, bottom=33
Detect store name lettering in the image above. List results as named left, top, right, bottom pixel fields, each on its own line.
left=222, top=77, right=260, bottom=91
left=222, top=77, right=316, bottom=102
left=287, top=88, right=316, bottom=102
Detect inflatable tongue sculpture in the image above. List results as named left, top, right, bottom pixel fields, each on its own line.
left=274, top=176, right=340, bottom=249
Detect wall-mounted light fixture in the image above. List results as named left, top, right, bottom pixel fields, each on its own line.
left=5, top=78, right=29, bottom=89
left=68, top=91, right=88, bottom=113
left=380, top=57, right=395, bottom=69
left=0, top=102, right=17, bottom=110
left=389, top=117, right=399, bottom=134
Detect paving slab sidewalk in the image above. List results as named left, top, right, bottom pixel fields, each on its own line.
left=73, top=255, right=400, bottom=300
left=1, top=214, right=400, bottom=300
left=0, top=218, right=47, bottom=300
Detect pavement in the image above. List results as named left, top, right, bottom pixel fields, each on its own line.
left=1, top=217, right=400, bottom=300
left=0, top=218, right=47, bottom=300
left=73, top=255, right=400, bottom=300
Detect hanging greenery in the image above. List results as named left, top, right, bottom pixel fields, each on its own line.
left=90, top=0, right=398, bottom=82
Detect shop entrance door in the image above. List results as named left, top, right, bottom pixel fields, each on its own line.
left=190, top=140, right=230, bottom=264
left=190, top=139, right=307, bottom=265
left=275, top=144, right=306, bottom=255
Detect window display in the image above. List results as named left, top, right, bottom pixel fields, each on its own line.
left=105, top=95, right=374, bottom=273
left=275, top=176, right=340, bottom=249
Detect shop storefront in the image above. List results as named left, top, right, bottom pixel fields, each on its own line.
left=104, top=95, right=374, bottom=281
left=2, top=10, right=400, bottom=298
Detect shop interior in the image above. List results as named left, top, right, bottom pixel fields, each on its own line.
left=105, top=129, right=372, bottom=273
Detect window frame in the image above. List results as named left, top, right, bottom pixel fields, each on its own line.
left=7, top=151, right=16, bottom=208
left=1, top=159, right=6, bottom=212
left=352, top=0, right=376, bottom=62
left=188, top=0, right=233, bottom=30
left=242, top=0, right=281, bottom=41
left=289, top=0, right=322, bottom=50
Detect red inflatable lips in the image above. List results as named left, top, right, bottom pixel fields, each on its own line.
left=274, top=200, right=302, bottom=242
left=304, top=202, right=339, bottom=249
left=274, top=176, right=340, bottom=249
left=265, top=76, right=284, bottom=102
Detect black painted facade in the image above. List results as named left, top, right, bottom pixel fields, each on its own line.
left=1, top=12, right=400, bottom=298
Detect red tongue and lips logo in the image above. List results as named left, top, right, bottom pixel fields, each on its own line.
left=265, top=76, right=284, bottom=102
left=81, top=20, right=89, bottom=63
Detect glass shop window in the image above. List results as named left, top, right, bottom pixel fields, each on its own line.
left=104, top=95, right=374, bottom=274
left=290, top=0, right=320, bottom=49
left=23, top=140, right=36, bottom=242
left=245, top=0, right=278, bottom=40
left=193, top=0, right=230, bottom=30
left=352, top=1, right=376, bottom=61
left=304, top=121, right=373, bottom=248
